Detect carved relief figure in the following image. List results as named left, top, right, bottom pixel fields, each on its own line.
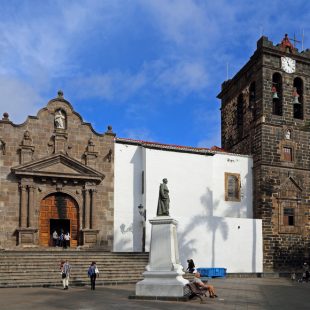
left=285, top=129, right=291, bottom=140
left=55, top=110, right=65, bottom=129
left=157, top=178, right=170, bottom=216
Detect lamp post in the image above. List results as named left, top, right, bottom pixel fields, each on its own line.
left=138, top=204, right=146, bottom=252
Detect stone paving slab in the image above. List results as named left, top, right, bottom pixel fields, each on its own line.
left=0, top=278, right=309, bottom=310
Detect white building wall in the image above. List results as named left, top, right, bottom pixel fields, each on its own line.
left=114, top=143, right=143, bottom=252
left=212, top=153, right=253, bottom=218
left=114, top=142, right=263, bottom=273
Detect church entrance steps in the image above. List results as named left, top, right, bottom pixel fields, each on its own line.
left=0, top=251, right=149, bottom=288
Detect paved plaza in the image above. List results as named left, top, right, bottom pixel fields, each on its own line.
left=0, top=277, right=309, bottom=310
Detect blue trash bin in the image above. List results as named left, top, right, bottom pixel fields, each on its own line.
left=197, top=267, right=226, bottom=278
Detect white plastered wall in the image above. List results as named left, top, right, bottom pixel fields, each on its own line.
left=114, top=142, right=263, bottom=273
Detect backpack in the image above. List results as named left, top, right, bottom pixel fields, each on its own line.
left=88, top=266, right=95, bottom=276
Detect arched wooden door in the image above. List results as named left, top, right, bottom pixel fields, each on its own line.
left=39, top=193, right=79, bottom=247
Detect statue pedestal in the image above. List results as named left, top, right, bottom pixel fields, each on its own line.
left=135, top=216, right=188, bottom=297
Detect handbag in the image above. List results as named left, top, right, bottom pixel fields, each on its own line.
left=62, top=273, right=66, bottom=279
left=95, top=267, right=99, bottom=274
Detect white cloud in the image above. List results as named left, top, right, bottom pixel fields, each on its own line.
left=0, top=77, right=42, bottom=124
left=69, top=70, right=147, bottom=101
left=121, top=128, right=155, bottom=141
left=156, top=61, right=208, bottom=94
left=197, top=133, right=221, bottom=149
left=141, top=0, right=209, bottom=47
left=0, top=1, right=128, bottom=81
left=69, top=59, right=208, bottom=103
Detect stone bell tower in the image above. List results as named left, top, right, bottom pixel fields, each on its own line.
left=218, top=35, right=310, bottom=271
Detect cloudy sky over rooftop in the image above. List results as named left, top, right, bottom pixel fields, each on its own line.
left=0, top=0, right=309, bottom=147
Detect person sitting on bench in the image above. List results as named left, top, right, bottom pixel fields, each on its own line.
left=192, top=271, right=218, bottom=298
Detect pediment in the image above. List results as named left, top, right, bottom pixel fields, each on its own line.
left=280, top=177, right=302, bottom=192
left=11, top=153, right=104, bottom=183
left=278, top=177, right=302, bottom=200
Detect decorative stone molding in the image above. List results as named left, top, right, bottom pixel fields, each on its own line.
left=0, top=139, right=5, bottom=155
left=19, top=131, right=35, bottom=164
left=53, top=130, right=68, bottom=154
left=11, top=153, right=104, bottom=182
left=106, top=149, right=113, bottom=162
left=2, top=112, right=9, bottom=121
left=84, top=138, right=98, bottom=167
left=105, top=125, right=116, bottom=136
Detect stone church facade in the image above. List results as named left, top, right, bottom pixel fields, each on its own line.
left=218, top=35, right=310, bottom=270
left=0, top=91, right=115, bottom=249
left=1, top=35, right=310, bottom=273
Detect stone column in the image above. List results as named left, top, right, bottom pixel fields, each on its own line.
left=90, top=189, right=97, bottom=229
left=82, top=185, right=99, bottom=247
left=28, top=185, right=35, bottom=228
left=20, top=184, right=28, bottom=228
left=17, top=182, right=38, bottom=246
left=84, top=188, right=90, bottom=229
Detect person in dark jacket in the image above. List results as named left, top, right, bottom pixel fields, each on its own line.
left=88, top=261, right=99, bottom=290
left=186, top=259, right=195, bottom=273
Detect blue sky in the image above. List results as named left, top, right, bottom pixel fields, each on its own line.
left=0, top=0, right=309, bottom=148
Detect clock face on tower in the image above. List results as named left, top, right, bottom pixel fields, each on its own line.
left=281, top=56, right=296, bottom=73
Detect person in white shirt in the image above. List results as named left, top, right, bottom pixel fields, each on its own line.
left=52, top=230, right=58, bottom=247
left=64, top=232, right=70, bottom=248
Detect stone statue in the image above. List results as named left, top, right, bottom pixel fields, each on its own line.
left=157, top=178, right=170, bottom=216
left=55, top=110, right=65, bottom=129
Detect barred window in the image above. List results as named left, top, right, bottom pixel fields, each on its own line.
left=225, top=173, right=241, bottom=201
left=283, top=147, right=293, bottom=161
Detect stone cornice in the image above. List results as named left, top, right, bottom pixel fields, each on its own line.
left=11, top=153, right=104, bottom=183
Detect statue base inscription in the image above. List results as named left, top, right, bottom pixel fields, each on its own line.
left=135, top=216, right=188, bottom=297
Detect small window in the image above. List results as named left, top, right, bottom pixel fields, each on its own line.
left=283, top=147, right=293, bottom=161
left=283, top=208, right=294, bottom=226
left=225, top=173, right=241, bottom=201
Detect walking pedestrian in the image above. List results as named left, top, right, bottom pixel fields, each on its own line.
left=88, top=261, right=99, bottom=290
left=60, top=260, right=71, bottom=290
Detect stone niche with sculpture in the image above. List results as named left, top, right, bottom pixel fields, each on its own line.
left=0, top=91, right=115, bottom=249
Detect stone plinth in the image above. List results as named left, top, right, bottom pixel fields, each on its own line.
left=135, top=216, right=188, bottom=297
left=81, top=229, right=99, bottom=246
left=17, top=228, right=38, bottom=246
